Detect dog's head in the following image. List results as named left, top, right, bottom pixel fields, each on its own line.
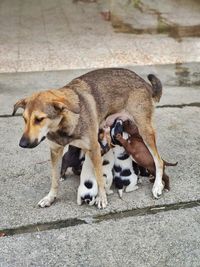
left=12, top=89, right=80, bottom=148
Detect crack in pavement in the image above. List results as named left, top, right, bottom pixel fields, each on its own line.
left=157, top=102, right=200, bottom=108
left=0, top=102, right=200, bottom=118
left=0, top=199, right=199, bottom=237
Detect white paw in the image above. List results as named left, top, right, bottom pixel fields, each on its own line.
left=118, top=189, right=123, bottom=198
left=89, top=197, right=96, bottom=206
left=96, top=190, right=108, bottom=209
left=38, top=194, right=56, bottom=208
left=77, top=196, right=82, bottom=206
left=152, top=182, right=164, bottom=199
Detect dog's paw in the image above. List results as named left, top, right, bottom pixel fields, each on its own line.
left=152, top=182, right=164, bottom=199
left=96, top=190, right=108, bottom=209
left=38, top=194, right=56, bottom=208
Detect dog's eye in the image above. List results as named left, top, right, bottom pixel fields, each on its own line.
left=35, top=117, right=45, bottom=124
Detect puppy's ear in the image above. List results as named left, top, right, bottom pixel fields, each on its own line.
left=52, top=100, right=80, bottom=114
left=12, top=98, right=27, bottom=116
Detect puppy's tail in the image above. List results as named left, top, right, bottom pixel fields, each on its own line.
left=148, top=74, right=162, bottom=102
left=163, top=160, right=178, bottom=167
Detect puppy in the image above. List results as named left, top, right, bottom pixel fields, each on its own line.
left=98, top=128, right=114, bottom=195
left=115, top=120, right=178, bottom=191
left=60, top=145, right=85, bottom=179
left=77, top=152, right=98, bottom=206
left=111, top=120, right=138, bottom=197
left=13, top=68, right=164, bottom=208
left=77, top=128, right=114, bottom=205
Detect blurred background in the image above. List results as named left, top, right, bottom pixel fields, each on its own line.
left=0, top=0, right=199, bottom=85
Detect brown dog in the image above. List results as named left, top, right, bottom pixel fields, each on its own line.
left=12, top=68, right=164, bottom=208
left=115, top=120, right=178, bottom=191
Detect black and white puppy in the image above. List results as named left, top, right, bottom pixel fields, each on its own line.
left=77, top=152, right=98, bottom=206
left=111, top=119, right=138, bottom=198
left=77, top=128, right=114, bottom=205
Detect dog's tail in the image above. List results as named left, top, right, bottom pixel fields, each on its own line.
left=148, top=74, right=162, bottom=102
left=163, top=160, right=178, bottom=167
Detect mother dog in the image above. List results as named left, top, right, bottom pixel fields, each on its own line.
left=13, top=68, right=163, bottom=208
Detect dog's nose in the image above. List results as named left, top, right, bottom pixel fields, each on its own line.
left=19, top=136, right=31, bottom=148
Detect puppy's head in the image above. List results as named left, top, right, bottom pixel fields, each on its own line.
left=12, top=89, right=80, bottom=148
left=110, top=119, right=124, bottom=146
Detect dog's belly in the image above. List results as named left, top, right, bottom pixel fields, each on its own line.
left=70, top=138, right=90, bottom=150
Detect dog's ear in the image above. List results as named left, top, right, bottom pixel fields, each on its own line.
left=52, top=100, right=80, bottom=114
left=12, top=98, right=27, bottom=116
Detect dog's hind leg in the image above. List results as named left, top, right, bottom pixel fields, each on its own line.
left=126, top=93, right=164, bottom=199
left=38, top=141, right=64, bottom=207
left=138, top=125, right=164, bottom=198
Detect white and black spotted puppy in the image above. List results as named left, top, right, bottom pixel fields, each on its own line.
left=102, top=149, right=114, bottom=195
left=111, top=119, right=138, bottom=198
left=77, top=153, right=98, bottom=206
left=77, top=128, right=114, bottom=205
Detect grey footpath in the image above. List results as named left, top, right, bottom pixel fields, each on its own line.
left=0, top=207, right=200, bottom=267
left=0, top=68, right=200, bottom=266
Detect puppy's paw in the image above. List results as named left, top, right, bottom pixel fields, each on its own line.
left=118, top=189, right=123, bottom=198
left=115, top=133, right=122, bottom=140
left=38, top=194, right=56, bottom=208
left=152, top=182, right=164, bottom=199
left=89, top=197, right=96, bottom=206
left=77, top=196, right=82, bottom=206
left=96, top=190, right=108, bottom=209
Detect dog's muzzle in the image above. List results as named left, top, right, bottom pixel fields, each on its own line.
left=19, top=135, right=46, bottom=148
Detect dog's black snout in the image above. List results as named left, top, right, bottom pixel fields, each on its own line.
left=19, top=135, right=38, bottom=148
left=19, top=135, right=30, bottom=148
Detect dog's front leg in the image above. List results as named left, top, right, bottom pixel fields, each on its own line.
left=89, top=144, right=108, bottom=209
left=38, top=141, right=64, bottom=207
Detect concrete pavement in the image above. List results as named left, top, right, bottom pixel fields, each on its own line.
left=0, top=0, right=200, bottom=73
left=0, top=207, right=200, bottom=267
left=0, top=68, right=200, bottom=266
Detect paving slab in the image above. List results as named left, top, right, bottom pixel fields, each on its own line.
left=0, top=106, right=200, bottom=229
left=0, top=0, right=200, bottom=73
left=0, top=207, right=200, bottom=267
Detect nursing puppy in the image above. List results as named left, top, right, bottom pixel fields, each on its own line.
left=77, top=150, right=114, bottom=205
left=60, top=145, right=85, bottom=179
left=77, top=128, right=114, bottom=205
left=13, top=68, right=163, bottom=208
left=77, top=153, right=98, bottom=205
left=111, top=120, right=138, bottom=197
left=115, top=120, right=178, bottom=191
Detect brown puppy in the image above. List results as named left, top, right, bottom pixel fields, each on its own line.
left=13, top=68, right=164, bottom=208
left=115, top=120, right=178, bottom=191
